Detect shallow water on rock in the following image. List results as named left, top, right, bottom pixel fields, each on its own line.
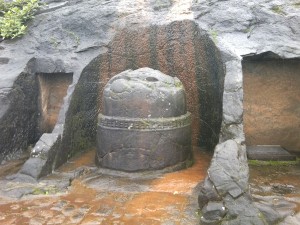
left=1, top=149, right=299, bottom=224
left=249, top=160, right=300, bottom=224
left=0, top=147, right=212, bottom=225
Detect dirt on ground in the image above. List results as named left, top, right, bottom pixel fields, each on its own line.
left=0, top=147, right=212, bottom=225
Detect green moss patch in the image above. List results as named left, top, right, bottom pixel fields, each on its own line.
left=248, top=158, right=300, bottom=166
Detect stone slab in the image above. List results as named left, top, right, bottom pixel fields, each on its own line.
left=247, top=145, right=296, bottom=161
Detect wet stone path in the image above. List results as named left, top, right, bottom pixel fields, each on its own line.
left=0, top=147, right=211, bottom=225
left=249, top=159, right=300, bottom=225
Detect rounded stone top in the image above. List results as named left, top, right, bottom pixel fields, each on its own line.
left=102, top=68, right=187, bottom=118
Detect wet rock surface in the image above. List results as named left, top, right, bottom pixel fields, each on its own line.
left=2, top=0, right=299, bottom=164
left=199, top=140, right=300, bottom=225
left=24, top=19, right=224, bottom=178
left=101, top=68, right=187, bottom=118
left=0, top=147, right=211, bottom=224
left=0, top=0, right=299, bottom=224
left=249, top=160, right=300, bottom=225
left=97, top=68, right=192, bottom=171
left=197, top=140, right=267, bottom=225
left=0, top=146, right=293, bottom=225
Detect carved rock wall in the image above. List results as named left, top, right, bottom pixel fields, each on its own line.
left=38, top=72, right=73, bottom=133
left=0, top=0, right=299, bottom=223
left=59, top=20, right=225, bottom=169
left=244, top=58, right=300, bottom=152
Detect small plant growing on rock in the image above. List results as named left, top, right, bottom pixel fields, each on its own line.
left=270, top=5, right=286, bottom=15
left=293, top=2, right=300, bottom=8
left=0, top=0, right=41, bottom=39
left=209, top=29, right=218, bottom=44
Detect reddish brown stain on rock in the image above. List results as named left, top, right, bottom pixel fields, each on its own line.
left=244, top=59, right=300, bottom=152
left=97, top=20, right=224, bottom=148
left=0, top=147, right=211, bottom=224
left=38, top=73, right=73, bottom=133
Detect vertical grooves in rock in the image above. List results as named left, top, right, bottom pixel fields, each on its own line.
left=166, top=22, right=176, bottom=77
left=62, top=20, right=225, bottom=166
left=149, top=25, right=159, bottom=70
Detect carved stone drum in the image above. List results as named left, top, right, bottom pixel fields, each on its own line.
left=96, top=68, right=191, bottom=171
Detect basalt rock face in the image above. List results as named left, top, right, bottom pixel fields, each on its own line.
left=0, top=0, right=299, bottom=224
left=198, top=140, right=266, bottom=225
left=0, top=0, right=298, bottom=168
left=0, top=61, right=40, bottom=162
left=61, top=20, right=225, bottom=171
left=96, top=20, right=225, bottom=150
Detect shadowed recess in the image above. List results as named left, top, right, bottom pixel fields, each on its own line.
left=243, top=57, right=300, bottom=152
left=38, top=73, right=73, bottom=133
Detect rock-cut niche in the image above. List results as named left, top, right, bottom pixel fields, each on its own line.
left=37, top=72, right=73, bottom=133
left=243, top=55, right=300, bottom=153
left=62, top=20, right=225, bottom=163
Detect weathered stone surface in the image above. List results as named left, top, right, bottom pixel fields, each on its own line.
left=282, top=213, right=300, bottom=225
left=39, top=19, right=225, bottom=173
left=0, top=1, right=298, bottom=223
left=202, top=201, right=227, bottom=221
left=252, top=194, right=298, bottom=224
left=19, top=134, right=61, bottom=179
left=97, top=68, right=192, bottom=171
left=192, top=0, right=300, bottom=58
left=0, top=0, right=299, bottom=162
left=151, top=0, right=173, bottom=11
left=254, top=202, right=282, bottom=224
left=222, top=194, right=266, bottom=225
left=0, top=57, right=73, bottom=163
left=222, top=90, right=243, bottom=125
left=95, top=20, right=225, bottom=150
left=198, top=140, right=267, bottom=224
left=208, top=140, right=249, bottom=198
left=57, top=55, right=102, bottom=168
left=19, top=158, right=47, bottom=179
left=102, top=68, right=187, bottom=118
left=0, top=65, right=40, bottom=162
left=198, top=178, right=222, bottom=209
left=219, top=123, right=245, bottom=143
left=224, top=60, right=242, bottom=93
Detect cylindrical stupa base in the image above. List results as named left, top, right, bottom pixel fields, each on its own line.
left=96, top=68, right=192, bottom=172
left=96, top=113, right=192, bottom=172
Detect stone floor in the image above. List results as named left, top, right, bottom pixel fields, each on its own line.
left=0, top=147, right=212, bottom=225
left=249, top=159, right=300, bottom=225
left=0, top=148, right=299, bottom=225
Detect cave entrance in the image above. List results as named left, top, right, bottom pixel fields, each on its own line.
left=38, top=72, right=73, bottom=133
left=243, top=55, right=300, bottom=158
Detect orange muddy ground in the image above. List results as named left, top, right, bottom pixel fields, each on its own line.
left=0, top=147, right=212, bottom=225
